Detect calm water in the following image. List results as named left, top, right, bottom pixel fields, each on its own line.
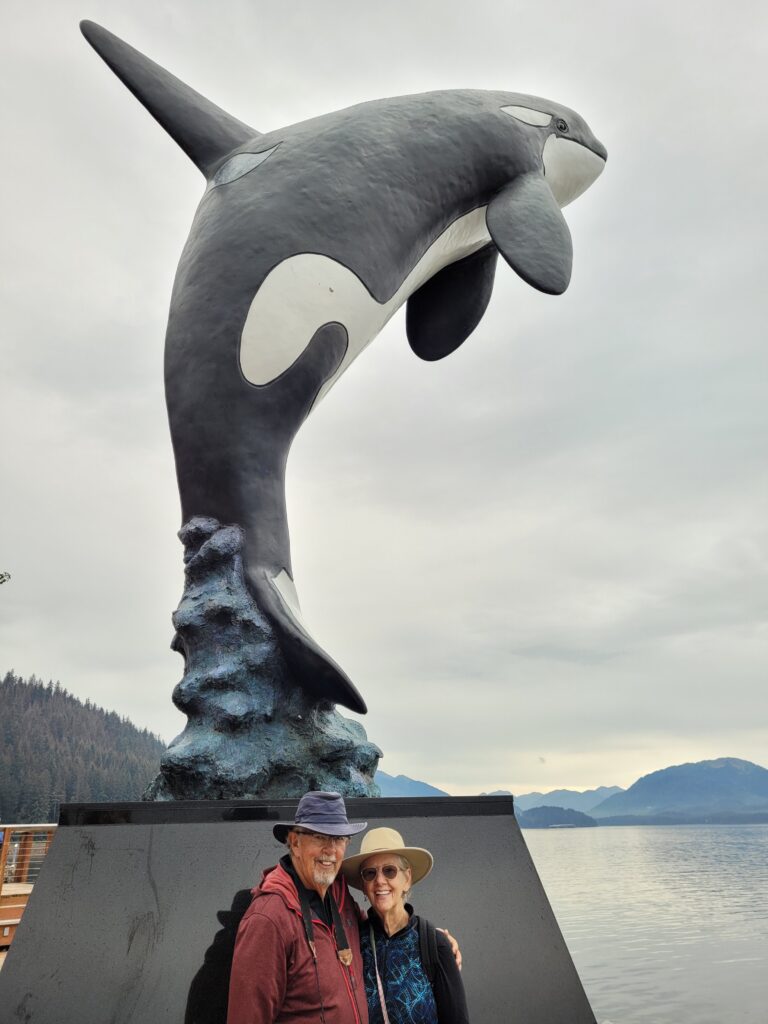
left=524, top=825, right=768, bottom=1024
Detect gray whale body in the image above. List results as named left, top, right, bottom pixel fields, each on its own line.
left=81, top=21, right=606, bottom=718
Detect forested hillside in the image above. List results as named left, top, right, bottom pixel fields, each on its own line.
left=0, top=671, right=166, bottom=822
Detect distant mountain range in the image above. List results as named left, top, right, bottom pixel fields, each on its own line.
left=375, top=774, right=623, bottom=810
left=589, top=757, right=768, bottom=822
left=504, top=786, right=623, bottom=814
left=376, top=758, right=768, bottom=825
left=375, top=770, right=449, bottom=797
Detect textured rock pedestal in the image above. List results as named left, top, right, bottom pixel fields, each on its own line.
left=145, top=517, right=380, bottom=800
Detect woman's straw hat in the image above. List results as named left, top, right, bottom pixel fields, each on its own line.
left=341, top=827, right=434, bottom=890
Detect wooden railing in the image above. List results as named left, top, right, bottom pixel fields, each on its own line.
left=0, top=824, right=56, bottom=954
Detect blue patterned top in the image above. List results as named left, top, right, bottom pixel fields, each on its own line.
left=362, top=913, right=439, bottom=1024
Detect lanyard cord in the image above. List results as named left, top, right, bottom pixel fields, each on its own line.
left=334, top=899, right=366, bottom=1024
left=331, top=891, right=366, bottom=1024
left=369, top=923, right=392, bottom=1024
left=297, top=885, right=362, bottom=1024
left=297, top=886, right=327, bottom=1024
left=329, top=891, right=354, bottom=966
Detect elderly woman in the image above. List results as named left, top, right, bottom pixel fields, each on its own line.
left=342, top=827, right=470, bottom=1024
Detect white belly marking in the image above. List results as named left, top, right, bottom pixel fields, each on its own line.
left=239, top=208, right=491, bottom=405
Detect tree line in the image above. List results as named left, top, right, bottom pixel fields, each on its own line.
left=0, top=670, right=166, bottom=823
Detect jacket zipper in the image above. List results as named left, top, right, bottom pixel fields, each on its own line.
left=291, top=908, right=363, bottom=1024
left=338, top=954, right=363, bottom=1024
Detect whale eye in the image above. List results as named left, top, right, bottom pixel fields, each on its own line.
left=556, top=118, right=569, bottom=133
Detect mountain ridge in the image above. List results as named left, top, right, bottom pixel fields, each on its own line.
left=374, top=770, right=449, bottom=797
left=376, top=760, right=768, bottom=823
left=590, top=757, right=768, bottom=818
left=509, top=785, right=624, bottom=813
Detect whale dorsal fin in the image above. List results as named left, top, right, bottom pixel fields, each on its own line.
left=80, top=21, right=258, bottom=178
left=406, top=244, right=498, bottom=361
left=486, top=173, right=572, bottom=294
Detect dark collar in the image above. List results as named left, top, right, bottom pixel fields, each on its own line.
left=281, top=854, right=333, bottom=928
left=281, top=855, right=354, bottom=970
left=367, top=903, right=416, bottom=939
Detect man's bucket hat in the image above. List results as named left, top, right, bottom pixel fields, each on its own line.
left=341, top=826, right=434, bottom=890
left=273, top=791, right=368, bottom=843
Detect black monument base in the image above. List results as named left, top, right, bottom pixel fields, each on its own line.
left=0, top=796, right=595, bottom=1023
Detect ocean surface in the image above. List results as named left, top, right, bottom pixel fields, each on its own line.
left=524, top=824, right=768, bottom=1024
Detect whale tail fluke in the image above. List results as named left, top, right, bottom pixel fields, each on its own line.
left=175, top=517, right=368, bottom=716
left=80, top=21, right=258, bottom=177
left=252, top=568, right=369, bottom=716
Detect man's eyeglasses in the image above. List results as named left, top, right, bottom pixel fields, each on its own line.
left=360, top=864, right=401, bottom=882
left=294, top=830, right=351, bottom=848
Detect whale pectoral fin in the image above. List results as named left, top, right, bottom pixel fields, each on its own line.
left=249, top=569, right=368, bottom=715
left=486, top=173, right=572, bottom=295
left=405, top=244, right=498, bottom=361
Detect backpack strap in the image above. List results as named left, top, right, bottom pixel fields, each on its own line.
left=417, top=916, right=439, bottom=986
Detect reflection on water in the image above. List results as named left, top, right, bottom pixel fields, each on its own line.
left=524, top=825, right=768, bottom=1024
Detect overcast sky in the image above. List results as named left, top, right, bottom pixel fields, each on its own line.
left=1, top=1, right=766, bottom=796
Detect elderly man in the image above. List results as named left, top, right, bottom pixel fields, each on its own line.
left=227, top=791, right=370, bottom=1024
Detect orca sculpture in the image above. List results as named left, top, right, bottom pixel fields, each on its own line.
left=82, top=22, right=606, bottom=723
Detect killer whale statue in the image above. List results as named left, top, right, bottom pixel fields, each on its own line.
left=81, top=22, right=606, bottom=795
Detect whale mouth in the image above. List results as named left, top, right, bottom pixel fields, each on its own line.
left=542, top=135, right=606, bottom=208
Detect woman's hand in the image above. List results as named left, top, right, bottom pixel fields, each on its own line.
left=437, top=927, right=462, bottom=970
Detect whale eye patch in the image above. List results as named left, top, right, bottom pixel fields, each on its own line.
left=555, top=118, right=569, bottom=133
left=208, top=145, right=280, bottom=190
left=501, top=105, right=552, bottom=127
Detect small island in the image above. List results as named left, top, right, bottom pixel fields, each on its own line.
left=516, top=806, right=598, bottom=829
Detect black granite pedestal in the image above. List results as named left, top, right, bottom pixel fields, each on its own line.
left=0, top=797, right=595, bottom=1023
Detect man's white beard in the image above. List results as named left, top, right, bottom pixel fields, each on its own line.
left=313, top=865, right=337, bottom=888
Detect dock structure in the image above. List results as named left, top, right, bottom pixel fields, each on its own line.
left=0, top=824, right=56, bottom=963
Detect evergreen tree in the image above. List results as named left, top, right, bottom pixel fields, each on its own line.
left=0, top=670, right=166, bottom=822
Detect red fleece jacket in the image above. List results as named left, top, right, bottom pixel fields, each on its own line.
left=227, top=863, right=368, bottom=1024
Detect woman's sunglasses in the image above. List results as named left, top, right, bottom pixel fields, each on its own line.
left=360, top=864, right=401, bottom=882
